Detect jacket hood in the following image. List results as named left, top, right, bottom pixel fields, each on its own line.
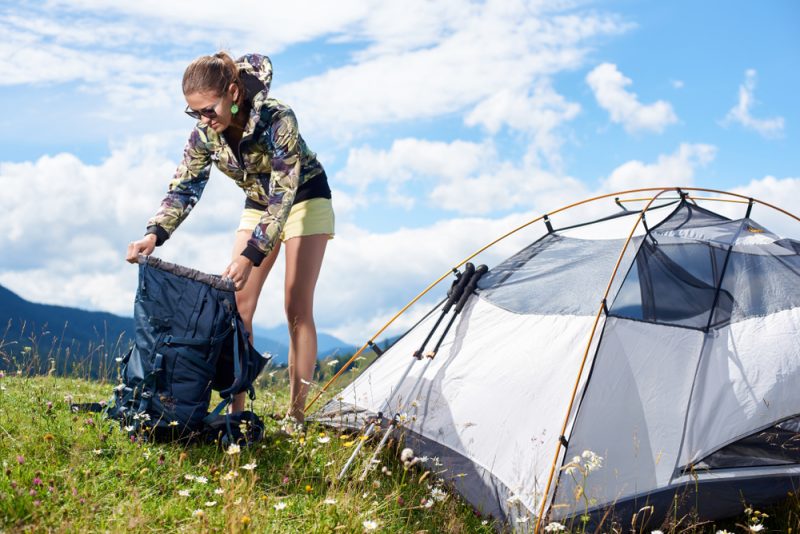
left=236, top=53, right=273, bottom=113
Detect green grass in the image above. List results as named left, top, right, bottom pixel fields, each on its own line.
left=0, top=364, right=799, bottom=533
left=0, top=372, right=494, bottom=533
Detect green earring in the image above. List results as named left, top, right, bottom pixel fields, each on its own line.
left=231, top=103, right=239, bottom=115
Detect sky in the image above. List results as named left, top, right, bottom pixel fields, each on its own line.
left=1, top=0, right=798, bottom=343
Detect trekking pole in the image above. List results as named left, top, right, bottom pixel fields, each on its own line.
left=337, top=264, right=476, bottom=481
left=356, top=264, right=489, bottom=481
left=412, top=263, right=474, bottom=359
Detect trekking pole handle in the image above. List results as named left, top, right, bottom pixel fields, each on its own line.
left=454, top=264, right=488, bottom=313
left=443, top=262, right=475, bottom=313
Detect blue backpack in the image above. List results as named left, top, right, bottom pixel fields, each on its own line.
left=107, top=256, right=271, bottom=445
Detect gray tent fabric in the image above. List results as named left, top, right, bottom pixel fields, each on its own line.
left=315, top=200, right=800, bottom=530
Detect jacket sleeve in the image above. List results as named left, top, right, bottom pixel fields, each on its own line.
left=240, top=109, right=301, bottom=266
left=145, top=128, right=212, bottom=245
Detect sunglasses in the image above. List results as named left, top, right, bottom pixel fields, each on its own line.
left=184, top=96, right=224, bottom=120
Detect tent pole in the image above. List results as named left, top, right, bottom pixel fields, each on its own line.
left=532, top=187, right=678, bottom=532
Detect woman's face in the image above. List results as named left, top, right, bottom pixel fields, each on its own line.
left=185, top=84, right=237, bottom=133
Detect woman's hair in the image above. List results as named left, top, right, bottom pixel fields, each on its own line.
left=182, top=51, right=243, bottom=103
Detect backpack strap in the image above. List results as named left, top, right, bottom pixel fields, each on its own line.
left=131, top=352, right=164, bottom=430
left=203, top=397, right=232, bottom=425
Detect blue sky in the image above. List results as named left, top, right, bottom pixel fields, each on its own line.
left=1, top=0, right=797, bottom=342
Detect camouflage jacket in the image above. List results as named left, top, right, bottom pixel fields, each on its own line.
left=146, top=53, right=326, bottom=266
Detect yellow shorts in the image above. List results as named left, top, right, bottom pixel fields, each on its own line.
left=237, top=197, right=335, bottom=241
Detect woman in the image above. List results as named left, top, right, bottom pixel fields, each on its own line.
left=126, top=52, right=333, bottom=425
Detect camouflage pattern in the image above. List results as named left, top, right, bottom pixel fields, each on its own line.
left=146, top=54, right=325, bottom=263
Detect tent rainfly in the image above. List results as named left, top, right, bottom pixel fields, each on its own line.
left=311, top=188, right=800, bottom=531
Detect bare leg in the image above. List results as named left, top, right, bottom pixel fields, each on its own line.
left=230, top=231, right=281, bottom=412
left=284, top=234, right=328, bottom=423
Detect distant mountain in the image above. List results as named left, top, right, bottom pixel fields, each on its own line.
left=0, top=284, right=357, bottom=372
left=251, top=325, right=357, bottom=365
left=0, top=284, right=135, bottom=377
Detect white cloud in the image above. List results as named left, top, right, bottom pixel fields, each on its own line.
left=671, top=79, right=684, bottom=89
left=280, top=5, right=628, bottom=139
left=334, top=136, right=588, bottom=216
left=601, top=143, right=717, bottom=192
left=464, top=80, right=581, bottom=169
left=586, top=63, right=678, bottom=134
left=1, top=1, right=629, bottom=136
left=723, top=69, right=785, bottom=139
left=727, top=176, right=800, bottom=238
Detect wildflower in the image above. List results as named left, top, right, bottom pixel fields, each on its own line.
left=422, top=498, right=433, bottom=508
left=169, top=420, right=179, bottom=427
left=282, top=476, right=290, bottom=484
left=397, top=496, right=405, bottom=506
left=195, top=476, right=208, bottom=484
left=342, top=440, right=355, bottom=447
left=400, top=448, right=415, bottom=462
left=16, top=455, right=24, bottom=465
left=226, top=443, right=241, bottom=455
left=184, top=474, right=196, bottom=481
left=241, top=462, right=257, bottom=471
left=326, top=360, right=338, bottom=367
left=749, top=526, right=764, bottom=533
left=221, top=471, right=238, bottom=481
left=305, top=484, right=312, bottom=493
left=192, top=509, right=204, bottom=518
left=33, top=499, right=41, bottom=506
left=93, top=449, right=103, bottom=455
left=158, top=454, right=165, bottom=465
left=214, top=488, right=224, bottom=495
left=318, top=436, right=330, bottom=444
left=430, top=487, right=447, bottom=502
left=363, top=520, right=379, bottom=531
left=715, top=530, right=733, bottom=534
left=241, top=515, right=251, bottom=526
left=651, top=531, right=664, bottom=534
left=43, top=433, right=54, bottom=442
left=46, top=401, right=53, bottom=411
left=124, top=425, right=135, bottom=432
left=544, top=522, right=566, bottom=532
left=274, top=501, right=287, bottom=511
left=178, top=489, right=191, bottom=497
left=205, top=501, right=216, bottom=507
left=115, top=357, right=123, bottom=363
left=323, top=498, right=337, bottom=505
left=29, top=489, right=37, bottom=496
left=581, top=450, right=603, bottom=473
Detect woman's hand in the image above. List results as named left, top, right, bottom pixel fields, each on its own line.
left=126, top=234, right=157, bottom=263
left=222, top=255, right=254, bottom=291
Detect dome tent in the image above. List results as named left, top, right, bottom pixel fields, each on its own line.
left=310, top=188, right=800, bottom=531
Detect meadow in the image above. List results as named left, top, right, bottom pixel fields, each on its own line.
left=0, top=339, right=799, bottom=533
